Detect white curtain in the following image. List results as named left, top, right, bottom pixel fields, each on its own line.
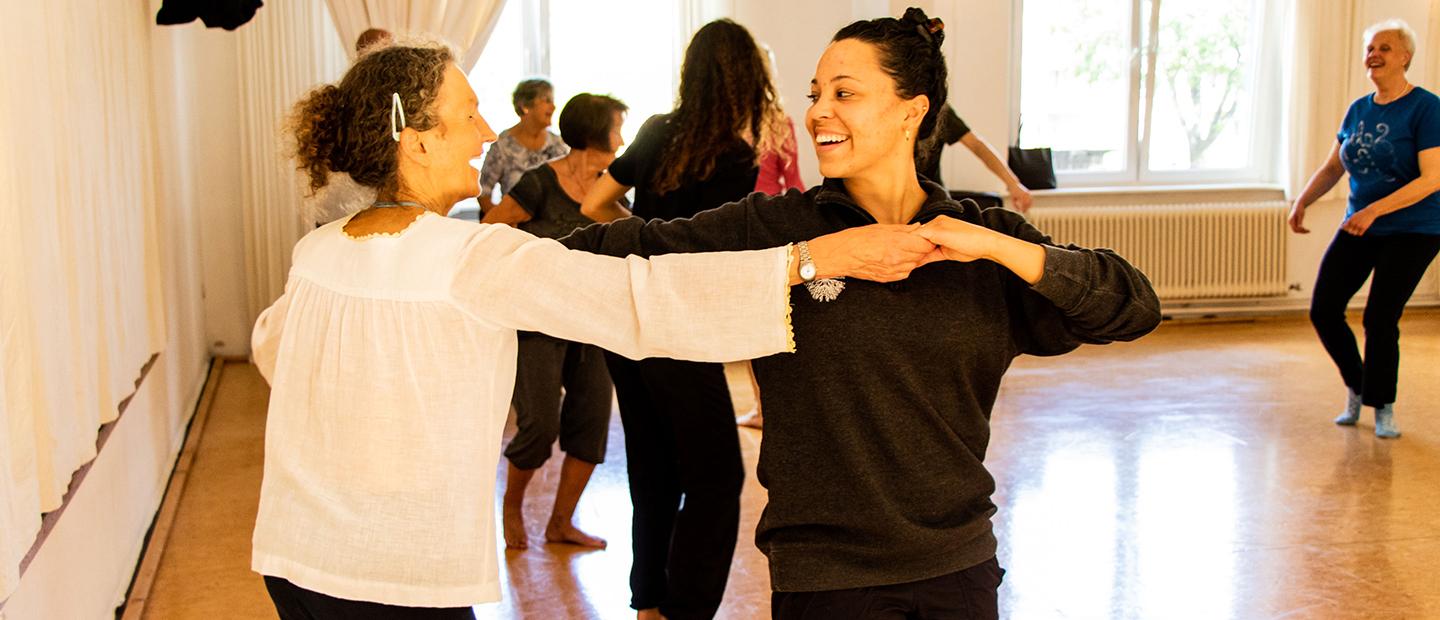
left=1283, top=0, right=1359, bottom=199
left=0, top=0, right=167, bottom=601
left=1430, top=0, right=1440, bottom=91
left=236, top=0, right=350, bottom=323
left=323, top=0, right=509, bottom=71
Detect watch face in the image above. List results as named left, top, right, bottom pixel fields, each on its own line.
left=799, top=263, right=817, bottom=281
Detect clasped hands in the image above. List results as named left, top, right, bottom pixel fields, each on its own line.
left=805, top=216, right=1004, bottom=283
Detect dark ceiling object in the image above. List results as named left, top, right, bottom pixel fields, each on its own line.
left=156, top=0, right=265, bottom=31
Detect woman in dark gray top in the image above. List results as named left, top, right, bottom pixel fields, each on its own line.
left=483, top=93, right=630, bottom=550
left=565, top=9, right=1160, bottom=620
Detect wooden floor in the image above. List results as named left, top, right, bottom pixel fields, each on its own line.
left=139, top=312, right=1440, bottom=620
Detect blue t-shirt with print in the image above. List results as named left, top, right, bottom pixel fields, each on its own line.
left=1338, top=86, right=1440, bottom=235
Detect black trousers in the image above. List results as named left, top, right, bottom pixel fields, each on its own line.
left=1309, top=231, right=1440, bottom=407
left=263, top=576, right=475, bottom=620
left=504, top=333, right=613, bottom=469
left=605, top=354, right=744, bottom=620
left=772, top=558, right=1004, bottom=620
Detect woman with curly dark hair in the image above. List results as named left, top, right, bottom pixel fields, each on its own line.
left=565, top=9, right=1160, bottom=619
left=578, top=19, right=782, bottom=620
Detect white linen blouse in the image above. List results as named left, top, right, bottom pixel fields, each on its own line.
left=250, top=212, right=794, bottom=607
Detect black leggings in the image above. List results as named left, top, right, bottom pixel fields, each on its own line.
left=772, top=558, right=1005, bottom=620
left=1309, top=231, right=1440, bottom=407
left=263, top=576, right=475, bottom=620
left=605, top=354, right=744, bottom=620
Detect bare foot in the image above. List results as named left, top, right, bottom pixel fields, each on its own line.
left=637, top=608, right=666, bottom=620
left=503, top=502, right=528, bottom=550
left=736, top=410, right=763, bottom=430
left=544, top=520, right=607, bottom=548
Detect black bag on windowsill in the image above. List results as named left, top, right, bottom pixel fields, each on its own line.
left=1007, top=123, right=1057, bottom=190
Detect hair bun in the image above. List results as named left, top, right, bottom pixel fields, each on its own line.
left=902, top=7, right=945, bottom=47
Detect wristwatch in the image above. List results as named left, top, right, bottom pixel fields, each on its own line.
left=796, top=240, right=845, bottom=302
left=797, top=240, right=819, bottom=282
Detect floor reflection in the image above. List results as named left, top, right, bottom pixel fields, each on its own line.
left=1004, top=442, right=1119, bottom=619
left=144, top=314, right=1440, bottom=619
left=1134, top=441, right=1237, bottom=619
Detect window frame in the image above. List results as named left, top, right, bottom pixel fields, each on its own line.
left=1012, top=0, right=1281, bottom=188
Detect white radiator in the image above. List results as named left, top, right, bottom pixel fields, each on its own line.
left=1027, top=201, right=1289, bottom=300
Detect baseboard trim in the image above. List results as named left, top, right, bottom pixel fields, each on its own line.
left=1161, top=296, right=1440, bottom=320
left=117, top=357, right=227, bottom=620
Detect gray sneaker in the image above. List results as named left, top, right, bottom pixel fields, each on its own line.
left=1334, top=389, right=1362, bottom=426
left=1374, top=404, right=1400, bottom=439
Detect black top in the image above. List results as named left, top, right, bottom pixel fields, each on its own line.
left=562, top=178, right=1161, bottom=592
left=509, top=163, right=625, bottom=240
left=914, top=105, right=971, bottom=187
left=609, top=113, right=759, bottom=221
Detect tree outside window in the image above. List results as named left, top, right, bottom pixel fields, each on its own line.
left=1020, top=0, right=1271, bottom=185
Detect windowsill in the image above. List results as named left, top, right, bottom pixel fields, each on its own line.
left=1030, top=183, right=1286, bottom=208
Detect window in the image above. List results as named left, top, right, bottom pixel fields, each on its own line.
left=1017, top=0, right=1278, bottom=186
left=468, top=0, right=678, bottom=163
left=460, top=0, right=679, bottom=215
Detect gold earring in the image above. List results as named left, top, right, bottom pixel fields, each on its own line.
left=905, top=128, right=911, bottom=141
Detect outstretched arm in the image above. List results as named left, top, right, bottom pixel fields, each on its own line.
left=579, top=173, right=633, bottom=222
left=451, top=225, right=794, bottom=362
left=480, top=194, right=532, bottom=227
left=564, top=196, right=939, bottom=283
left=960, top=132, right=1032, bottom=213
left=918, top=213, right=1161, bottom=353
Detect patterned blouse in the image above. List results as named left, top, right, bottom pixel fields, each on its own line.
left=478, top=128, right=569, bottom=201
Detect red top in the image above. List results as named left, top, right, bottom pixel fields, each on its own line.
left=754, top=118, right=805, bottom=195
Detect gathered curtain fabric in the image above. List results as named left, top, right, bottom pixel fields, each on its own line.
left=1429, top=0, right=1440, bottom=95
left=235, top=0, right=350, bottom=323
left=323, top=0, right=509, bottom=71
left=0, top=0, right=168, bottom=601
left=1283, top=0, right=1359, bottom=201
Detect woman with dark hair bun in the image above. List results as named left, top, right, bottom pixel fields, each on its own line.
left=564, top=9, right=1160, bottom=619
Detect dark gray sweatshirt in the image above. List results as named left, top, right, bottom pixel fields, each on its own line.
left=561, top=178, right=1161, bottom=592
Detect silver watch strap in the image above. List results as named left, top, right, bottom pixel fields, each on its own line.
left=797, top=240, right=815, bottom=282
left=796, top=240, right=844, bottom=302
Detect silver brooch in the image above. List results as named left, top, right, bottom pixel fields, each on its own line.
left=805, top=277, right=846, bottom=302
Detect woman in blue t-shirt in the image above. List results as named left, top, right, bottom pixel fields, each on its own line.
left=1288, top=18, right=1440, bottom=439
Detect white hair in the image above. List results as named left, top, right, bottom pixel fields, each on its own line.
left=1364, top=18, right=1417, bottom=70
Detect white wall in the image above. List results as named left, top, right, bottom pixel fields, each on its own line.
left=186, top=33, right=251, bottom=357
left=732, top=0, right=888, bottom=186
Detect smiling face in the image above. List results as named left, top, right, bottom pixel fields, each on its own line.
left=425, top=64, right=497, bottom=204
left=1364, top=30, right=1412, bottom=82
left=805, top=39, right=927, bottom=181
left=521, top=88, right=557, bottom=127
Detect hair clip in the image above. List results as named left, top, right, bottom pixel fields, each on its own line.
left=908, top=13, right=944, bottom=46
left=391, top=92, right=407, bottom=142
